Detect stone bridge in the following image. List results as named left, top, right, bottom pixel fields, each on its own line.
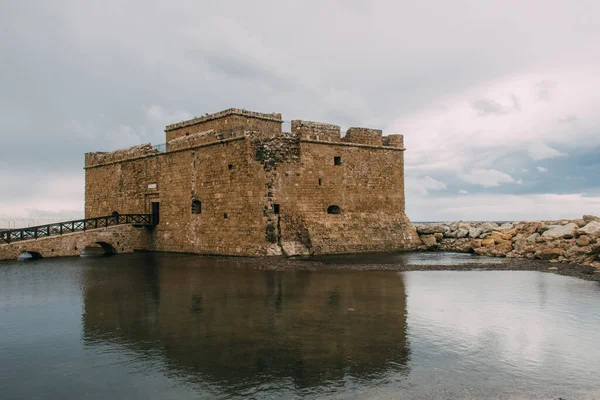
left=0, top=224, right=151, bottom=261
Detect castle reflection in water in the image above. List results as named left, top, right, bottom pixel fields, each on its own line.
left=81, top=253, right=410, bottom=389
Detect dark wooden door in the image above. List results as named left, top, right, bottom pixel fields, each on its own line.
left=152, top=202, right=160, bottom=224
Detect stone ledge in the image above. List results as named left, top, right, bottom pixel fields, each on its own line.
left=299, top=139, right=406, bottom=151
left=85, top=136, right=247, bottom=169
left=165, top=108, right=283, bottom=132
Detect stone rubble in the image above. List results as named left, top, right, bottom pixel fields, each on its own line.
left=414, top=215, right=600, bottom=272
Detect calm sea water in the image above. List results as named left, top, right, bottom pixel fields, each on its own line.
left=1, top=253, right=599, bottom=400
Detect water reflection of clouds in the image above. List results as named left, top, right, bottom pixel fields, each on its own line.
left=404, top=271, right=600, bottom=391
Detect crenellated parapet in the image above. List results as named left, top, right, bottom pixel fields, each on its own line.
left=382, top=134, right=404, bottom=149
left=165, top=108, right=282, bottom=142
left=291, top=120, right=341, bottom=142
left=85, top=144, right=159, bottom=168
left=342, top=127, right=383, bottom=146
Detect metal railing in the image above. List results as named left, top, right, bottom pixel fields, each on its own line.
left=0, top=214, right=155, bottom=245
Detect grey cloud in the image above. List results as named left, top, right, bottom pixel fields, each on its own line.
left=1, top=0, right=600, bottom=219
left=201, top=52, right=292, bottom=90
left=471, top=99, right=512, bottom=116
left=559, top=115, right=578, bottom=124
left=535, top=80, right=557, bottom=101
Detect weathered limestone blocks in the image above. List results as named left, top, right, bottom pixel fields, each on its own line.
left=165, top=108, right=283, bottom=141
left=302, top=213, right=421, bottom=255
left=382, top=134, right=404, bottom=149
left=167, top=129, right=222, bottom=151
left=281, top=241, right=310, bottom=257
left=414, top=215, right=600, bottom=270
left=342, top=127, right=383, bottom=146
left=85, top=144, right=158, bottom=167
left=292, top=120, right=341, bottom=142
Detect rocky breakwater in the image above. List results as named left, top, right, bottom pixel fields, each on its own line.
left=415, top=215, right=600, bottom=270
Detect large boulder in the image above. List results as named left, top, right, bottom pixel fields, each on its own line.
left=458, top=222, right=471, bottom=230
left=456, top=228, right=469, bottom=238
left=479, top=222, right=500, bottom=233
left=474, top=240, right=512, bottom=257
left=415, top=224, right=448, bottom=235
left=583, top=215, right=600, bottom=222
left=579, top=221, right=600, bottom=237
left=501, top=228, right=518, bottom=240
left=468, top=227, right=483, bottom=238
left=420, top=234, right=438, bottom=250
left=281, top=241, right=310, bottom=257
left=541, top=223, right=578, bottom=239
left=266, top=243, right=283, bottom=256
left=535, top=247, right=564, bottom=260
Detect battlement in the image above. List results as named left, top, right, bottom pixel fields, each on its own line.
left=290, top=119, right=403, bottom=148
left=85, top=144, right=159, bottom=168
left=343, top=127, right=383, bottom=146
left=383, top=134, right=404, bottom=148
left=165, top=108, right=282, bottom=131
left=291, top=120, right=341, bottom=142
left=165, top=108, right=282, bottom=142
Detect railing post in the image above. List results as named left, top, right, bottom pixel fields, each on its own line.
left=6, top=232, right=10, bottom=244
left=47, top=225, right=50, bottom=237
left=60, top=224, right=63, bottom=235
left=34, top=228, right=38, bottom=239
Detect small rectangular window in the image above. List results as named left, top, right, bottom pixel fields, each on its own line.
left=318, top=178, right=322, bottom=186
left=273, top=204, right=280, bottom=214
left=228, top=164, right=233, bottom=170
left=334, top=156, right=342, bottom=166
left=223, top=213, right=228, bottom=219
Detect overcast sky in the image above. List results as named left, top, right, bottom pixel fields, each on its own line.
left=1, top=0, right=599, bottom=221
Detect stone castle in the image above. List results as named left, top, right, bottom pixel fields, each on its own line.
left=84, top=108, right=420, bottom=256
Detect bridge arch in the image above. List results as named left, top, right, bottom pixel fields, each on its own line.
left=80, top=241, right=118, bottom=257
left=17, top=251, right=43, bottom=261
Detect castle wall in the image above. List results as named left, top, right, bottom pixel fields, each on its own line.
left=84, top=108, right=419, bottom=257
left=266, top=140, right=419, bottom=254
left=85, top=150, right=160, bottom=217
left=86, top=137, right=272, bottom=256
left=151, top=138, right=269, bottom=255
